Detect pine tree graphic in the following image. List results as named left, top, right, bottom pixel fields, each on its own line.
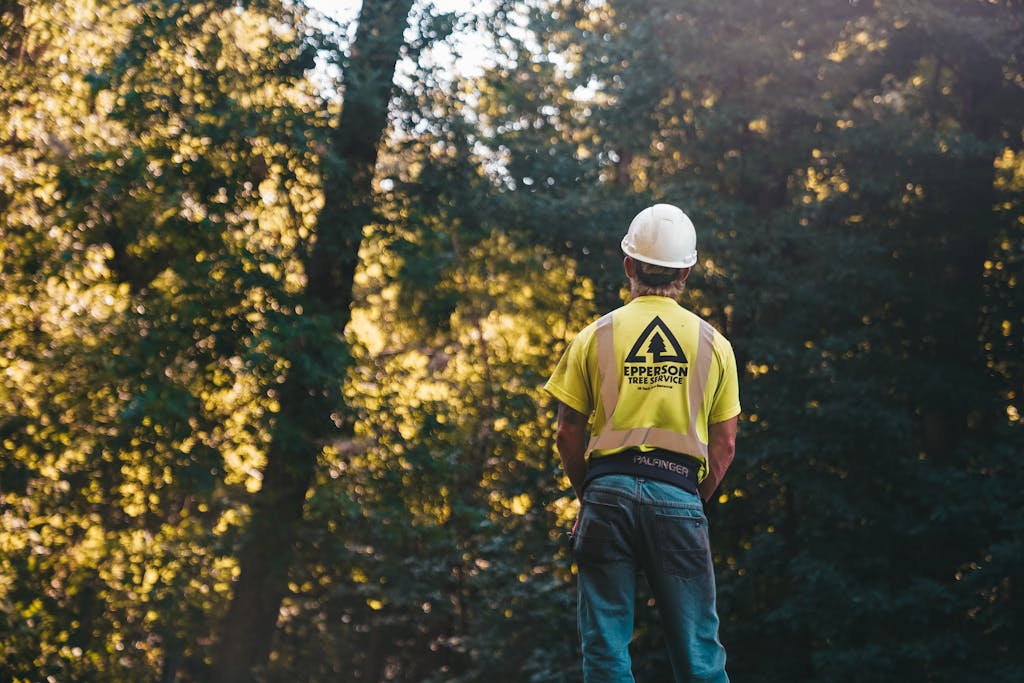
left=647, top=333, right=667, bottom=361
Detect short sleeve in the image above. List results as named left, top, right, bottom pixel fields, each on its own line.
left=544, top=332, right=595, bottom=417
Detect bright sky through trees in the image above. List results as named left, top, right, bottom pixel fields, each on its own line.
left=308, top=0, right=477, bottom=23
left=306, top=0, right=497, bottom=82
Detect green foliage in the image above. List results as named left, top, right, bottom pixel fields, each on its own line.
left=2, top=0, right=1022, bottom=681
left=2, top=0, right=323, bottom=679
left=475, top=0, right=1024, bottom=680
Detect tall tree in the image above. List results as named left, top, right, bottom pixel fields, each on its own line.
left=212, top=0, right=416, bottom=679
left=2, top=0, right=324, bottom=679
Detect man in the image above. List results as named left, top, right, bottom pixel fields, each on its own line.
left=544, top=204, right=740, bottom=683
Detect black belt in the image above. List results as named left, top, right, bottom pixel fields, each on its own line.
left=584, top=448, right=700, bottom=494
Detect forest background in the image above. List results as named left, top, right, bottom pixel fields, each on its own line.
left=2, top=0, right=1023, bottom=681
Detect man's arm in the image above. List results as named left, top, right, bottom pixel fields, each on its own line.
left=699, top=416, right=737, bottom=502
left=555, top=401, right=588, bottom=500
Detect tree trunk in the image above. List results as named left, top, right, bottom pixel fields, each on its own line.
left=212, top=1, right=416, bottom=680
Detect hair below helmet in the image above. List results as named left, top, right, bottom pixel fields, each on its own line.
left=635, top=261, right=680, bottom=287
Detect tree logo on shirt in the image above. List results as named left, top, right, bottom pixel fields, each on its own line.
left=623, top=317, right=688, bottom=387
left=625, top=316, right=687, bottom=364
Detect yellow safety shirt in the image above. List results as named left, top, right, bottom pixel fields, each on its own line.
left=545, top=296, right=741, bottom=483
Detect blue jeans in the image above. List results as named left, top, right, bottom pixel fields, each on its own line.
left=572, top=475, right=729, bottom=683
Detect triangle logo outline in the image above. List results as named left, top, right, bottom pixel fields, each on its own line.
left=624, top=316, right=688, bottom=364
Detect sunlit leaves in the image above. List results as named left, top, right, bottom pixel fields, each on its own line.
left=1, top=0, right=324, bottom=680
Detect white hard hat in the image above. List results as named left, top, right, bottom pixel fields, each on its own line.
left=621, top=203, right=697, bottom=268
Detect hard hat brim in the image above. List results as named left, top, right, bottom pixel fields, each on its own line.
left=622, top=237, right=697, bottom=269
